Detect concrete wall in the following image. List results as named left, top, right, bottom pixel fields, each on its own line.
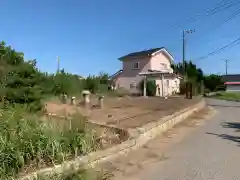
left=226, top=84, right=240, bottom=92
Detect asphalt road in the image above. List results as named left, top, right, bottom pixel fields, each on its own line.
left=129, top=98, right=240, bottom=180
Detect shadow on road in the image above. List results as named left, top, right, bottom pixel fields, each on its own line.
left=207, top=104, right=240, bottom=108
left=206, top=132, right=240, bottom=145
left=221, top=122, right=240, bottom=131
left=206, top=122, right=240, bottom=145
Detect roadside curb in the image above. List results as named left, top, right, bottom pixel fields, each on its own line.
left=20, top=99, right=206, bottom=180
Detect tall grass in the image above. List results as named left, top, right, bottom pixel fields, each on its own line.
left=213, top=92, right=240, bottom=101
left=0, top=105, right=98, bottom=179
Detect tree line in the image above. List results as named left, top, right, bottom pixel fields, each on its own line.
left=0, top=41, right=110, bottom=111
left=0, top=41, right=224, bottom=111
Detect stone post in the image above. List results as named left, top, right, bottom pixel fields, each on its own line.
left=71, top=96, right=76, bottom=105
left=61, top=93, right=68, bottom=104
left=143, top=75, right=147, bottom=97
left=161, top=74, right=164, bottom=97
left=98, top=95, right=104, bottom=109
left=82, top=90, right=91, bottom=108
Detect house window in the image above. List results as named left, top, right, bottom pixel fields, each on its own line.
left=133, top=62, right=140, bottom=69
left=130, top=81, right=137, bottom=89
left=161, top=63, right=167, bottom=68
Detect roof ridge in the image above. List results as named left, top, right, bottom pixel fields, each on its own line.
left=119, top=47, right=164, bottom=60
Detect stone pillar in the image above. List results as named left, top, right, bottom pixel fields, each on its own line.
left=61, top=93, right=68, bottom=104
left=98, top=95, right=104, bottom=109
left=71, top=96, right=76, bottom=105
left=161, top=74, right=164, bottom=97
left=143, top=75, right=147, bottom=97
left=82, top=90, right=91, bottom=108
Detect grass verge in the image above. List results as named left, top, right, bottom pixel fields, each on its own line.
left=212, top=92, right=240, bottom=101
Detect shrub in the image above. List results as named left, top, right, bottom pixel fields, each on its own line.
left=84, top=75, right=100, bottom=94
left=139, top=79, right=157, bottom=96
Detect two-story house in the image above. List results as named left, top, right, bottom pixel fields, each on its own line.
left=109, top=47, right=181, bottom=96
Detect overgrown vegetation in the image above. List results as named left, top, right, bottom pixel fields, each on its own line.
left=172, top=61, right=225, bottom=94
left=203, top=74, right=225, bottom=92
left=0, top=106, right=98, bottom=179
left=172, top=60, right=204, bottom=95
left=139, top=79, right=157, bottom=96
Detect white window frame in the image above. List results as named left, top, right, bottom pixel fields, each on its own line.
left=133, top=62, right=140, bottom=69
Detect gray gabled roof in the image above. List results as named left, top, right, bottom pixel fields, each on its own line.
left=108, top=70, right=123, bottom=80
left=119, top=47, right=166, bottom=60
left=222, top=74, right=240, bottom=82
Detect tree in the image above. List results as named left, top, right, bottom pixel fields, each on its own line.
left=139, top=79, right=157, bottom=96
left=203, top=74, right=224, bottom=92
left=171, top=61, right=204, bottom=94
left=0, top=42, right=43, bottom=111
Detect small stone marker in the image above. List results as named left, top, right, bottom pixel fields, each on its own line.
left=82, top=90, right=91, bottom=108
left=71, top=96, right=76, bottom=105
left=98, top=95, right=104, bottom=109
left=61, top=93, right=68, bottom=104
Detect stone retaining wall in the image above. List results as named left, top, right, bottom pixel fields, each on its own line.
left=20, top=99, right=206, bottom=180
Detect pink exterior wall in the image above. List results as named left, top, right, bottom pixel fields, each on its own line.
left=150, top=51, right=173, bottom=72
left=150, top=51, right=175, bottom=96
left=115, top=51, right=180, bottom=95
left=115, top=57, right=151, bottom=94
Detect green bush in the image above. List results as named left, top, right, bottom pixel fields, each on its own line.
left=139, top=79, right=157, bottom=96
left=0, top=106, right=97, bottom=179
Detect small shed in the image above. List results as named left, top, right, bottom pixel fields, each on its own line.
left=222, top=74, right=240, bottom=92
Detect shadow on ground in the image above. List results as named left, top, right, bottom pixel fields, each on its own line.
left=206, top=122, right=240, bottom=145
left=221, top=122, right=240, bottom=131
left=207, top=104, right=240, bottom=108
left=206, top=132, right=240, bottom=145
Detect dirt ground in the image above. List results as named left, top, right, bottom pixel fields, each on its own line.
left=46, top=95, right=201, bottom=129
left=98, top=106, right=216, bottom=180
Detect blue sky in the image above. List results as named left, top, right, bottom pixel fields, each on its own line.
left=1, top=0, right=240, bottom=76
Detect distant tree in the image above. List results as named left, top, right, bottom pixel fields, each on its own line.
left=171, top=61, right=203, bottom=82
left=203, top=74, right=224, bottom=91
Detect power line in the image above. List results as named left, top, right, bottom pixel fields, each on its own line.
left=194, top=37, right=240, bottom=60
left=214, top=8, right=240, bottom=29
left=170, top=0, right=240, bottom=28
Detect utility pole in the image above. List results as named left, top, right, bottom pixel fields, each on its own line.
left=225, top=59, right=228, bottom=76
left=182, top=30, right=185, bottom=73
left=57, top=56, right=60, bottom=74
left=182, top=29, right=195, bottom=77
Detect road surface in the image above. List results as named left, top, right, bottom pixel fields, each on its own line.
left=116, top=98, right=240, bottom=180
